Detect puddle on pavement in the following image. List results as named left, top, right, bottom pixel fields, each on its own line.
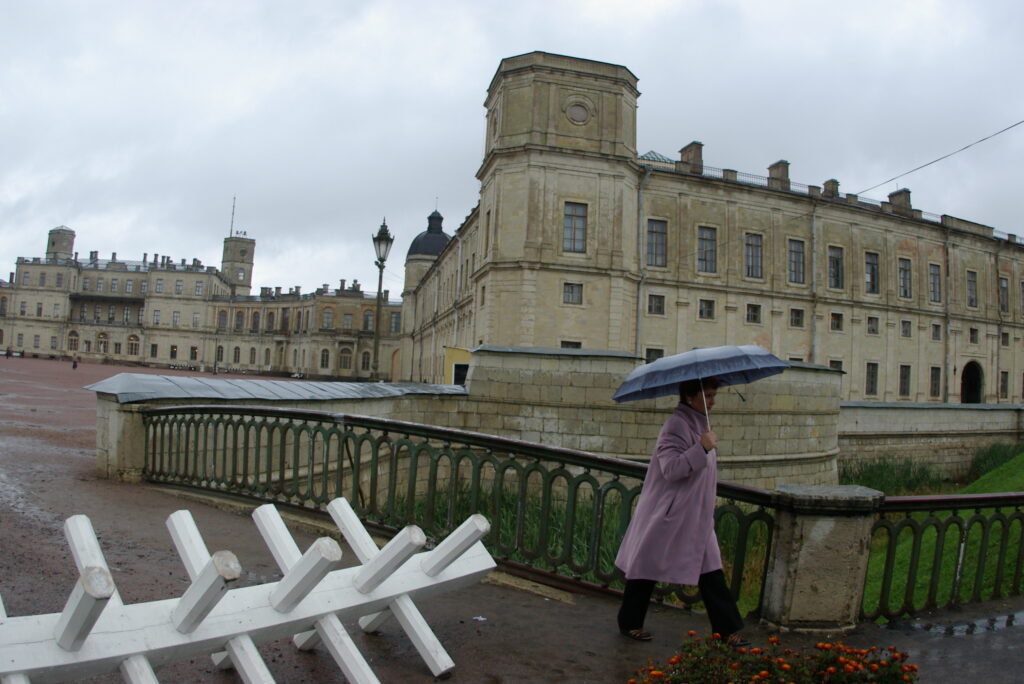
left=0, top=470, right=63, bottom=527
left=900, top=610, right=1023, bottom=636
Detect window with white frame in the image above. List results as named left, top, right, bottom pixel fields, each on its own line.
left=867, top=316, right=880, bottom=335
left=966, top=270, right=978, bottom=307
left=828, top=246, right=844, bottom=289
left=930, top=367, right=941, bottom=398
left=790, top=308, right=804, bottom=328
left=898, top=258, right=912, bottom=298
left=865, top=252, right=880, bottom=294
left=698, top=299, right=715, bottom=320
left=788, top=239, right=805, bottom=284
left=563, top=282, right=583, bottom=305
left=647, top=219, right=667, bottom=267
left=899, top=365, right=912, bottom=397
left=830, top=312, right=844, bottom=331
left=647, top=294, right=665, bottom=315
left=563, top=202, right=587, bottom=253
left=697, top=226, right=717, bottom=273
left=746, top=303, right=762, bottom=324
left=929, top=264, right=942, bottom=303
left=744, top=233, right=763, bottom=278
left=901, top=320, right=912, bottom=337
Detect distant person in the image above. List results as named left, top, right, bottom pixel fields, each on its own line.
left=4, top=347, right=10, bottom=359
left=71, top=354, right=79, bottom=370
left=614, top=377, right=746, bottom=645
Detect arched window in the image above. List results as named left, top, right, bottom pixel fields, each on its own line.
left=361, top=351, right=371, bottom=371
left=233, top=346, right=241, bottom=363
left=322, top=308, right=334, bottom=329
left=266, top=312, right=276, bottom=330
left=339, top=349, right=352, bottom=370
left=234, top=311, right=244, bottom=330
left=217, top=310, right=227, bottom=329
left=249, top=347, right=256, bottom=364
left=216, top=345, right=224, bottom=362
left=96, top=333, right=109, bottom=354
left=67, top=331, right=79, bottom=351
left=127, top=335, right=139, bottom=355
left=251, top=312, right=260, bottom=332
left=363, top=310, right=374, bottom=331
left=320, top=349, right=330, bottom=368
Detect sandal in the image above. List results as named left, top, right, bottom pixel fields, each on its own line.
left=620, top=628, right=653, bottom=641
left=726, top=632, right=751, bottom=648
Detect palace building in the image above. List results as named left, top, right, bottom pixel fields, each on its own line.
left=1, top=226, right=403, bottom=380
left=401, top=51, right=1024, bottom=404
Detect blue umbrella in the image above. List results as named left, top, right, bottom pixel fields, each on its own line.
left=612, top=344, right=789, bottom=403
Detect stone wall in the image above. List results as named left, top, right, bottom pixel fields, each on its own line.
left=837, top=402, right=1024, bottom=478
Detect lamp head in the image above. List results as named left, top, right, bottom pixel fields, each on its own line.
left=372, top=219, right=394, bottom=263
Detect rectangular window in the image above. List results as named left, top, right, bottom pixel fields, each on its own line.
left=1000, top=371, right=1009, bottom=399
left=830, top=312, right=844, bottom=331
left=646, top=219, right=667, bottom=267
left=82, top=277, right=90, bottom=291
left=929, top=264, right=942, bottom=303
left=697, top=226, right=717, bottom=273
left=169, top=345, right=178, bottom=360
left=107, top=305, right=115, bottom=322
left=898, top=258, right=912, bottom=298
left=155, top=278, right=164, bottom=293
left=152, top=310, right=161, bottom=325
left=560, top=340, right=582, bottom=349
left=390, top=312, right=401, bottom=333
left=16, top=333, right=23, bottom=346
left=19, top=301, right=26, bottom=315
left=55, top=273, right=63, bottom=288
left=192, top=312, right=200, bottom=328
left=966, top=270, right=977, bottom=307
left=788, top=239, right=805, bottom=284
left=829, top=360, right=843, bottom=371
left=864, top=252, right=880, bottom=294
left=21, top=272, right=28, bottom=285
left=343, top=313, right=353, bottom=330
left=110, top=278, right=118, bottom=292
left=930, top=367, right=941, bottom=398
left=645, top=348, right=664, bottom=363
left=899, top=365, right=912, bottom=397
left=123, top=306, right=130, bottom=324
left=901, top=320, right=912, bottom=337
left=746, top=303, right=762, bottom=324
left=140, top=280, right=148, bottom=294
left=865, top=363, right=879, bottom=396
left=999, top=277, right=1009, bottom=312
left=52, top=303, right=60, bottom=317
left=698, top=299, right=715, bottom=320
left=172, top=311, right=181, bottom=327
left=647, top=294, right=665, bottom=315
left=931, top=323, right=941, bottom=341
left=790, top=308, right=804, bottom=328
left=1002, top=331, right=1010, bottom=347
left=744, top=233, right=763, bottom=278
left=50, top=336, right=58, bottom=350
left=970, top=327, right=979, bottom=344
left=174, top=280, right=182, bottom=294
left=150, top=344, right=158, bottom=358
left=195, top=281, right=203, bottom=296
left=35, top=302, right=42, bottom=317
left=38, top=272, right=46, bottom=287
left=125, top=279, right=134, bottom=293
left=563, top=282, right=583, bottom=305
left=828, top=246, right=844, bottom=289
left=96, top=277, right=104, bottom=292
left=563, top=202, right=587, bottom=253
left=867, top=316, right=880, bottom=335
left=33, top=335, right=40, bottom=348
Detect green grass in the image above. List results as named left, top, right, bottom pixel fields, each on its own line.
left=962, top=445, right=1024, bottom=491
left=839, top=458, right=947, bottom=495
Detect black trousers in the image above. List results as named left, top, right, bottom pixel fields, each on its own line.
left=617, top=570, right=744, bottom=638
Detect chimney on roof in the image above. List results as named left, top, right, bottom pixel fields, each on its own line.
left=676, top=141, right=704, bottom=175
left=768, top=160, right=790, bottom=191
left=339, top=279, right=346, bottom=290
left=143, top=252, right=148, bottom=264
left=823, top=179, right=840, bottom=198
left=888, top=188, right=913, bottom=217
left=275, top=286, right=281, bottom=296
left=111, top=252, right=117, bottom=261
left=383, top=289, right=389, bottom=300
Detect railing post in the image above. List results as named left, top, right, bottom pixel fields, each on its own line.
left=94, top=393, right=147, bottom=481
left=760, top=484, right=884, bottom=632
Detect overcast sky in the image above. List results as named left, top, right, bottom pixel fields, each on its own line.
left=3, top=0, right=1022, bottom=296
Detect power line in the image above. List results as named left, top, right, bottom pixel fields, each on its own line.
left=858, top=118, right=1024, bottom=195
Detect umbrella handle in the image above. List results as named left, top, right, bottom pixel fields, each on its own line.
left=699, top=377, right=711, bottom=432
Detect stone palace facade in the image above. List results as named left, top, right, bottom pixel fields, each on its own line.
left=401, top=51, right=1024, bottom=404
left=1, top=227, right=403, bottom=380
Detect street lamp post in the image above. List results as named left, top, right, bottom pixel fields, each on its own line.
left=371, top=219, right=394, bottom=381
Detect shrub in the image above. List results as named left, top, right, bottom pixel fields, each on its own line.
left=965, top=442, right=1024, bottom=482
left=839, top=458, right=944, bottom=496
left=629, top=633, right=919, bottom=683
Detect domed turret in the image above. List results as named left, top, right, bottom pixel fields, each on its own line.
left=406, top=211, right=451, bottom=258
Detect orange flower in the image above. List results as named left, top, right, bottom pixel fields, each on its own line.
left=687, top=630, right=697, bottom=637
left=668, top=655, right=681, bottom=665
left=712, top=632, right=722, bottom=640
left=768, top=636, right=779, bottom=644
left=781, top=664, right=791, bottom=671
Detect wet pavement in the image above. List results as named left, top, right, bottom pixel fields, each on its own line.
left=1, top=355, right=1022, bottom=682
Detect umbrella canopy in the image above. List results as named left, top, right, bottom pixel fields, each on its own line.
left=612, top=345, right=789, bottom=403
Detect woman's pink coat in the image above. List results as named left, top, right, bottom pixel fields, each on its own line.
left=614, top=402, right=722, bottom=585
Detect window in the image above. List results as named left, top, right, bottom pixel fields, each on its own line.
left=1000, top=371, right=1009, bottom=399
left=140, top=280, right=148, bottom=294
left=68, top=332, right=79, bottom=351
left=930, top=367, right=941, bottom=398
left=125, top=279, right=134, bottom=293
left=16, top=333, right=23, bottom=347
left=96, top=277, right=104, bottom=292
left=697, top=226, right=717, bottom=273
left=339, top=349, right=352, bottom=370
left=744, top=233, right=763, bottom=278
left=647, top=219, right=667, bottom=267
left=267, top=312, right=275, bottom=330
left=966, top=270, right=978, bottom=307
left=788, top=239, right=805, bottom=284
left=320, top=349, right=330, bottom=368
left=361, top=351, right=371, bottom=371
left=828, top=246, right=844, bottom=289
left=1002, top=331, right=1010, bottom=347
left=216, top=346, right=224, bottom=362
left=21, top=272, right=28, bottom=285
left=901, top=320, right=912, bottom=338
left=647, top=294, right=665, bottom=315
left=251, top=312, right=260, bottom=332
left=234, top=311, right=244, bottom=330
left=237, top=268, right=245, bottom=282
left=19, top=301, right=26, bottom=315
left=645, top=348, right=664, bottom=363
left=865, top=362, right=879, bottom=396
left=561, top=341, right=582, bottom=349
left=155, top=278, right=163, bottom=293
left=50, top=336, right=57, bottom=350
left=173, top=280, right=182, bottom=294
left=195, top=281, right=203, bottom=296
left=32, top=335, right=40, bottom=349
left=39, top=272, right=46, bottom=287
left=232, top=346, right=240, bottom=363
left=830, top=312, right=844, bottom=331
left=390, top=312, right=401, bottom=333
left=563, top=283, right=583, bottom=305
left=152, top=310, right=161, bottom=325
left=56, top=273, right=63, bottom=287
left=867, top=316, right=880, bottom=335
left=191, top=346, right=199, bottom=361
left=217, top=310, right=227, bottom=329
left=169, top=345, right=177, bottom=360
left=746, top=303, right=762, bottom=324
left=563, top=202, right=587, bottom=253
left=898, top=365, right=912, bottom=397
left=264, top=348, right=270, bottom=365
left=698, top=299, right=715, bottom=320
left=113, top=342, right=121, bottom=355
left=969, top=327, right=979, bottom=344
left=127, top=336, right=139, bottom=355
left=110, top=278, right=118, bottom=292
left=192, top=312, right=200, bottom=328
left=172, top=311, right=180, bottom=327
left=789, top=308, right=804, bottom=328
left=363, top=310, right=374, bottom=330
left=898, top=258, right=912, bottom=298
left=150, top=344, right=159, bottom=358
left=864, top=252, right=880, bottom=294
left=35, top=302, right=42, bottom=317
left=999, top=277, right=1009, bottom=313
left=343, top=313, right=353, bottom=330
left=929, top=264, right=941, bottom=303
left=322, top=308, right=334, bottom=329
left=931, top=323, right=941, bottom=341
left=107, top=305, right=115, bottom=322
left=82, top=277, right=90, bottom=291
left=829, top=360, right=843, bottom=371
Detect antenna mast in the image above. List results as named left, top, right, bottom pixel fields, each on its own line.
left=229, top=196, right=236, bottom=236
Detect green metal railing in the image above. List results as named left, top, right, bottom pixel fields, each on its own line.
left=863, top=493, right=1024, bottom=621
left=141, top=405, right=775, bottom=610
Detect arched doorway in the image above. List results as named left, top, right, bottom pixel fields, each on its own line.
left=961, top=361, right=983, bottom=403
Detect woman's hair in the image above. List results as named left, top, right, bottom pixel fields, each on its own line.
left=678, top=377, right=722, bottom=400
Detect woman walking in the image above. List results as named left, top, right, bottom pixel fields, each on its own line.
left=614, top=377, right=746, bottom=644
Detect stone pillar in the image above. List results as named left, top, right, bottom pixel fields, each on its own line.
left=95, top=393, right=147, bottom=482
left=676, top=141, right=704, bottom=175
left=768, top=160, right=790, bottom=191
left=760, top=484, right=883, bottom=632
left=888, top=188, right=913, bottom=217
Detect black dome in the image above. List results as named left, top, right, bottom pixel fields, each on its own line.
left=407, top=210, right=451, bottom=258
